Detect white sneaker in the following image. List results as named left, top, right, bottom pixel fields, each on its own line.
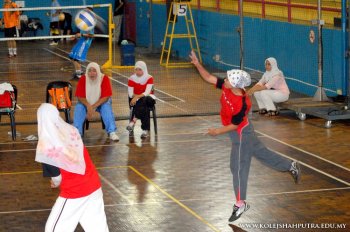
left=126, top=121, right=135, bottom=132
left=140, top=130, right=149, bottom=138
left=109, top=132, right=119, bottom=141
left=49, top=41, right=58, bottom=46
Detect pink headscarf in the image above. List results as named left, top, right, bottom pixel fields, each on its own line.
left=35, top=103, right=86, bottom=174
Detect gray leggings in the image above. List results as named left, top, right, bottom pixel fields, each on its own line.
left=228, top=121, right=292, bottom=201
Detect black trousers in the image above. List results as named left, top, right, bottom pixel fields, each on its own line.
left=129, top=96, right=155, bottom=130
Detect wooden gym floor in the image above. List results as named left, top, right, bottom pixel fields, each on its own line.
left=0, top=41, right=349, bottom=232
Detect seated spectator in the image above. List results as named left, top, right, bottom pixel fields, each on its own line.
left=127, top=61, right=156, bottom=138
left=247, top=57, right=290, bottom=116
left=73, top=62, right=119, bottom=141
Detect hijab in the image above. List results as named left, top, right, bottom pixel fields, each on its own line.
left=86, top=62, right=103, bottom=105
left=35, top=103, right=85, bottom=175
left=262, top=57, right=284, bottom=81
left=133, top=61, right=149, bottom=79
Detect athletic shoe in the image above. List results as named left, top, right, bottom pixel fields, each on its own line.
left=8, top=53, right=14, bottom=58
left=126, top=121, right=135, bottom=132
left=290, top=161, right=301, bottom=184
left=49, top=41, right=58, bottom=46
left=109, top=132, right=119, bottom=141
left=228, top=202, right=250, bottom=222
left=140, top=130, right=149, bottom=138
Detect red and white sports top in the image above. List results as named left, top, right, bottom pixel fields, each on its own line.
left=128, top=74, right=154, bottom=96
left=216, top=78, right=252, bottom=135
left=59, top=146, right=101, bottom=198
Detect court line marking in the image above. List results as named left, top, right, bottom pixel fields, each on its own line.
left=0, top=129, right=219, bottom=145
left=1, top=129, right=349, bottom=176
left=0, top=137, right=221, bottom=153
left=256, top=130, right=350, bottom=173
left=128, top=166, right=220, bottom=232
left=46, top=47, right=185, bottom=103
left=1, top=186, right=349, bottom=215
left=99, top=173, right=134, bottom=205
left=13, top=47, right=210, bottom=122
left=2, top=126, right=349, bottom=187
left=1, top=166, right=349, bottom=221
left=251, top=186, right=350, bottom=196
left=2, top=137, right=348, bottom=188
left=0, top=165, right=220, bottom=232
left=272, top=149, right=350, bottom=186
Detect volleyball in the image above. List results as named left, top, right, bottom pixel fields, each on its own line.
left=74, top=9, right=96, bottom=31
left=59, top=13, right=65, bottom=21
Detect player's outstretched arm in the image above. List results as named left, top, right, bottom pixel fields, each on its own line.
left=189, top=50, right=217, bottom=85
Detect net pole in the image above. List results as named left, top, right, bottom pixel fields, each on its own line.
left=312, top=0, right=329, bottom=101
left=341, top=0, right=348, bottom=97
left=103, top=3, right=114, bottom=69
left=106, top=3, right=134, bottom=69
left=239, top=0, right=244, bottom=70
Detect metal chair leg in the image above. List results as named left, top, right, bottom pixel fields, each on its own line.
left=151, top=106, right=158, bottom=135
left=65, top=109, right=71, bottom=123
left=10, top=112, right=16, bottom=140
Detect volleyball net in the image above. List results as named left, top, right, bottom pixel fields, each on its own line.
left=0, top=4, right=136, bottom=125
left=0, top=4, right=123, bottom=68
left=0, top=1, right=346, bottom=129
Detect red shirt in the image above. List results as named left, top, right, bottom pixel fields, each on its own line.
left=59, top=146, right=101, bottom=198
left=128, top=75, right=154, bottom=95
left=217, top=80, right=251, bottom=135
left=75, top=75, right=112, bottom=98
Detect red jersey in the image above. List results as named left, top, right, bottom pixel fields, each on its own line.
left=59, top=146, right=101, bottom=198
left=128, top=75, right=154, bottom=95
left=75, top=75, right=112, bottom=98
left=216, top=78, right=251, bottom=134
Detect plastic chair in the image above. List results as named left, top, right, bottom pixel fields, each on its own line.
left=82, top=117, right=105, bottom=136
left=150, top=104, right=158, bottom=135
left=129, top=98, right=158, bottom=135
left=0, top=84, right=17, bottom=140
left=46, top=81, right=72, bottom=123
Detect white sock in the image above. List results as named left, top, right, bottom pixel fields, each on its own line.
left=9, top=48, right=13, bottom=55
left=13, top=48, right=17, bottom=55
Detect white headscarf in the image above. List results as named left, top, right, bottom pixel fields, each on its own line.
left=35, top=103, right=86, bottom=175
left=86, top=62, right=103, bottom=105
left=226, top=69, right=251, bottom=89
left=262, top=57, right=283, bottom=81
left=134, top=61, right=149, bottom=79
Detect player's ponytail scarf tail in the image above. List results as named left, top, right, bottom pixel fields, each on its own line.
left=35, top=103, right=86, bottom=175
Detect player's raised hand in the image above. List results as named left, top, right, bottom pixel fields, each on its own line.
left=189, top=50, right=199, bottom=65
